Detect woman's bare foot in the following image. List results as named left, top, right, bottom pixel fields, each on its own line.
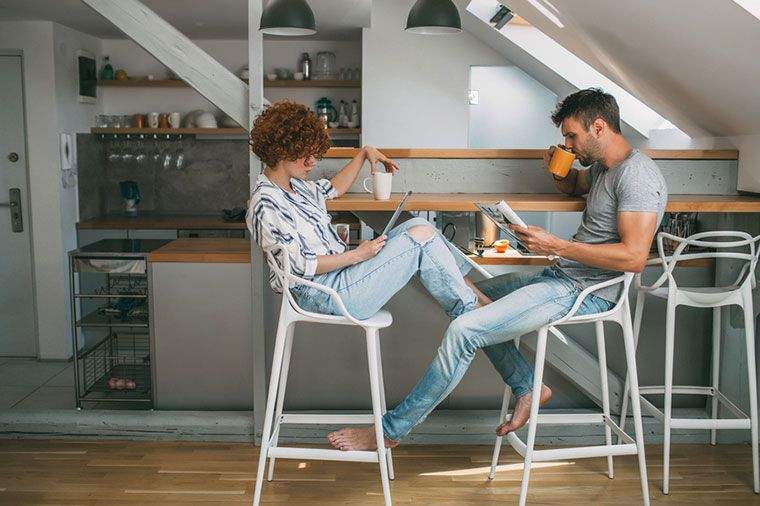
left=495, top=385, right=552, bottom=436
left=327, top=426, right=399, bottom=451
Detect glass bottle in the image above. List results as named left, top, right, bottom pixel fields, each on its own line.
left=300, top=52, right=311, bottom=81
left=100, top=56, right=114, bottom=81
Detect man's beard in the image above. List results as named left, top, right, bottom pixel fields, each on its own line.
left=576, top=138, right=602, bottom=167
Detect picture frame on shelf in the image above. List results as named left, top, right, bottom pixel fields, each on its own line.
left=75, top=50, right=97, bottom=104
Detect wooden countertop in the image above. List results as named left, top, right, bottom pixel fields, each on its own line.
left=326, top=193, right=760, bottom=213
left=149, top=239, right=250, bottom=263
left=324, top=148, right=739, bottom=160
left=77, top=213, right=246, bottom=230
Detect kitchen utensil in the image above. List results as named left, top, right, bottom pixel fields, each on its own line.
left=148, top=112, right=159, bottom=128
left=315, top=97, right=337, bottom=124
left=119, top=181, right=141, bottom=216
left=363, top=172, right=393, bottom=201
left=313, top=51, right=337, bottom=80
left=196, top=112, right=217, bottom=128
left=548, top=145, right=575, bottom=178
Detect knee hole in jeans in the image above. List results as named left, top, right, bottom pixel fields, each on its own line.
left=407, top=224, right=436, bottom=243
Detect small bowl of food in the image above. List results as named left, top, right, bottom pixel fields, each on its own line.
left=492, top=239, right=510, bottom=253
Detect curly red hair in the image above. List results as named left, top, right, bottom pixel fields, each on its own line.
left=249, top=101, right=331, bottom=168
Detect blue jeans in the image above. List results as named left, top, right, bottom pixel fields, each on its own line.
left=291, top=217, right=478, bottom=320
left=381, top=268, right=614, bottom=441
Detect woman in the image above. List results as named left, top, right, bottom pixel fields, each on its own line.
left=246, top=101, right=490, bottom=323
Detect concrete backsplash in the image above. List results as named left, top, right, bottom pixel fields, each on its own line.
left=78, top=134, right=739, bottom=220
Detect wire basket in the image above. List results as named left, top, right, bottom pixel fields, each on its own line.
left=78, top=331, right=152, bottom=404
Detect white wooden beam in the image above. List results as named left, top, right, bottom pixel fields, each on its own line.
left=81, top=0, right=249, bottom=127
left=248, top=0, right=267, bottom=446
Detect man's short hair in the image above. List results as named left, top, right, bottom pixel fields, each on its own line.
left=551, top=88, right=622, bottom=134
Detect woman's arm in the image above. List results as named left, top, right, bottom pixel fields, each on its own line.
left=330, top=146, right=399, bottom=197
left=315, top=235, right=386, bottom=274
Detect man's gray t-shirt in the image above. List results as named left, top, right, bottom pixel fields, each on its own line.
left=553, top=149, right=668, bottom=302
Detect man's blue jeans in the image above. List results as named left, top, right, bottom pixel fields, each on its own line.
left=382, top=268, right=614, bottom=442
left=291, top=217, right=478, bottom=320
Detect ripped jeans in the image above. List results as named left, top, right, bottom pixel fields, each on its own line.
left=290, top=217, right=478, bottom=320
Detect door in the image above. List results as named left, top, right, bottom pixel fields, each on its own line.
left=0, top=54, right=36, bottom=357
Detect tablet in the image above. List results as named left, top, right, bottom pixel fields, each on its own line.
left=381, top=190, right=413, bottom=236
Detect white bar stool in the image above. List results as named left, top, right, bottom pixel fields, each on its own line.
left=253, top=246, right=395, bottom=506
left=620, top=231, right=760, bottom=494
left=488, top=273, right=650, bottom=506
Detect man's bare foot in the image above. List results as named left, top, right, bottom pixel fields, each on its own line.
left=495, top=385, right=552, bottom=436
left=327, top=426, right=399, bottom=451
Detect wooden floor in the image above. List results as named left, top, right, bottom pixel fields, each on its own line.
left=0, top=439, right=758, bottom=505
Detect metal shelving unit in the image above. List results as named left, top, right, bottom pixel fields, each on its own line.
left=68, top=239, right=171, bottom=409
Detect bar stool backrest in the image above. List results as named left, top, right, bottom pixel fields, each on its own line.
left=640, top=231, right=760, bottom=292
left=553, top=272, right=635, bottom=326
left=264, top=244, right=363, bottom=325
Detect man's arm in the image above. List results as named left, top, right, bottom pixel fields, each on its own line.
left=330, top=146, right=399, bottom=197
left=512, top=211, right=658, bottom=273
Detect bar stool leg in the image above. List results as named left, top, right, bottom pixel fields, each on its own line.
left=742, top=289, right=760, bottom=494
left=374, top=333, right=395, bottom=481
left=518, top=328, right=548, bottom=506
left=621, top=303, right=651, bottom=506
left=711, top=307, right=721, bottom=446
left=253, top=319, right=290, bottom=506
left=366, top=328, right=392, bottom=505
left=620, top=293, right=645, bottom=435
left=490, top=337, right=521, bottom=480
left=489, top=385, right=511, bottom=480
left=267, top=324, right=295, bottom=481
left=595, top=321, right=614, bottom=479
left=662, top=299, right=677, bottom=495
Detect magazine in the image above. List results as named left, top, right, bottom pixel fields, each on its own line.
left=475, top=200, right=530, bottom=254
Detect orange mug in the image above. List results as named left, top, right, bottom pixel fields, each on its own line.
left=548, top=146, right=575, bottom=178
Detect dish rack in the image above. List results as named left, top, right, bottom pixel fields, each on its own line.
left=69, top=241, right=162, bottom=409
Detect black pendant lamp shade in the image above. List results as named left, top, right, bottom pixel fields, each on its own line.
left=406, top=0, right=462, bottom=34
left=260, top=0, right=316, bottom=36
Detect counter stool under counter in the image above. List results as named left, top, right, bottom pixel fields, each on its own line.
left=149, top=238, right=253, bottom=410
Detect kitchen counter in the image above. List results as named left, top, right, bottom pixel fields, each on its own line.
left=149, top=238, right=250, bottom=263
left=326, top=193, right=760, bottom=213
left=77, top=213, right=246, bottom=230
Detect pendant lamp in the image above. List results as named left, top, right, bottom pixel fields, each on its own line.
left=260, top=0, right=316, bottom=36
left=406, top=0, right=462, bottom=34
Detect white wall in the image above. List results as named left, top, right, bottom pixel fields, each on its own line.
left=53, top=23, right=103, bottom=358
left=99, top=39, right=361, bottom=117
left=734, top=135, right=760, bottom=193
left=362, top=0, right=506, bottom=147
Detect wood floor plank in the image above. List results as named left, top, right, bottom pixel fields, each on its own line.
left=0, top=439, right=759, bottom=504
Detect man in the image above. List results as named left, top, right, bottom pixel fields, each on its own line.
left=328, top=88, right=668, bottom=451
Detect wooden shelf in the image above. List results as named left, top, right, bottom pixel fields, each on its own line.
left=91, top=127, right=359, bottom=136
left=264, top=79, right=360, bottom=88
left=324, top=148, right=739, bottom=160
left=98, top=79, right=361, bottom=89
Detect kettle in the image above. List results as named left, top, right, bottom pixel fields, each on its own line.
left=315, top=97, right=337, bottom=124
left=119, top=180, right=141, bottom=217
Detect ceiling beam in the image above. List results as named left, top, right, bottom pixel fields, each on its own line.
left=81, top=0, right=250, bottom=127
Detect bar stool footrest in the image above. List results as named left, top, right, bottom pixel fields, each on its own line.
left=638, top=386, right=750, bottom=426
left=267, top=446, right=380, bottom=463
left=505, top=412, right=637, bottom=461
left=279, top=413, right=375, bottom=425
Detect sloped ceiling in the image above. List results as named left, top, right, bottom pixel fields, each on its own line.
left=0, top=0, right=371, bottom=40
left=500, top=0, right=760, bottom=137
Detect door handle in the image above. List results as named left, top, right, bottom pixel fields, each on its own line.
left=2, top=189, right=23, bottom=232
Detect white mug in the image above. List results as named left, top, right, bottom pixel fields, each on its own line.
left=148, top=112, right=159, bottom=129
left=169, top=112, right=181, bottom=129
left=363, top=172, right=393, bottom=200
